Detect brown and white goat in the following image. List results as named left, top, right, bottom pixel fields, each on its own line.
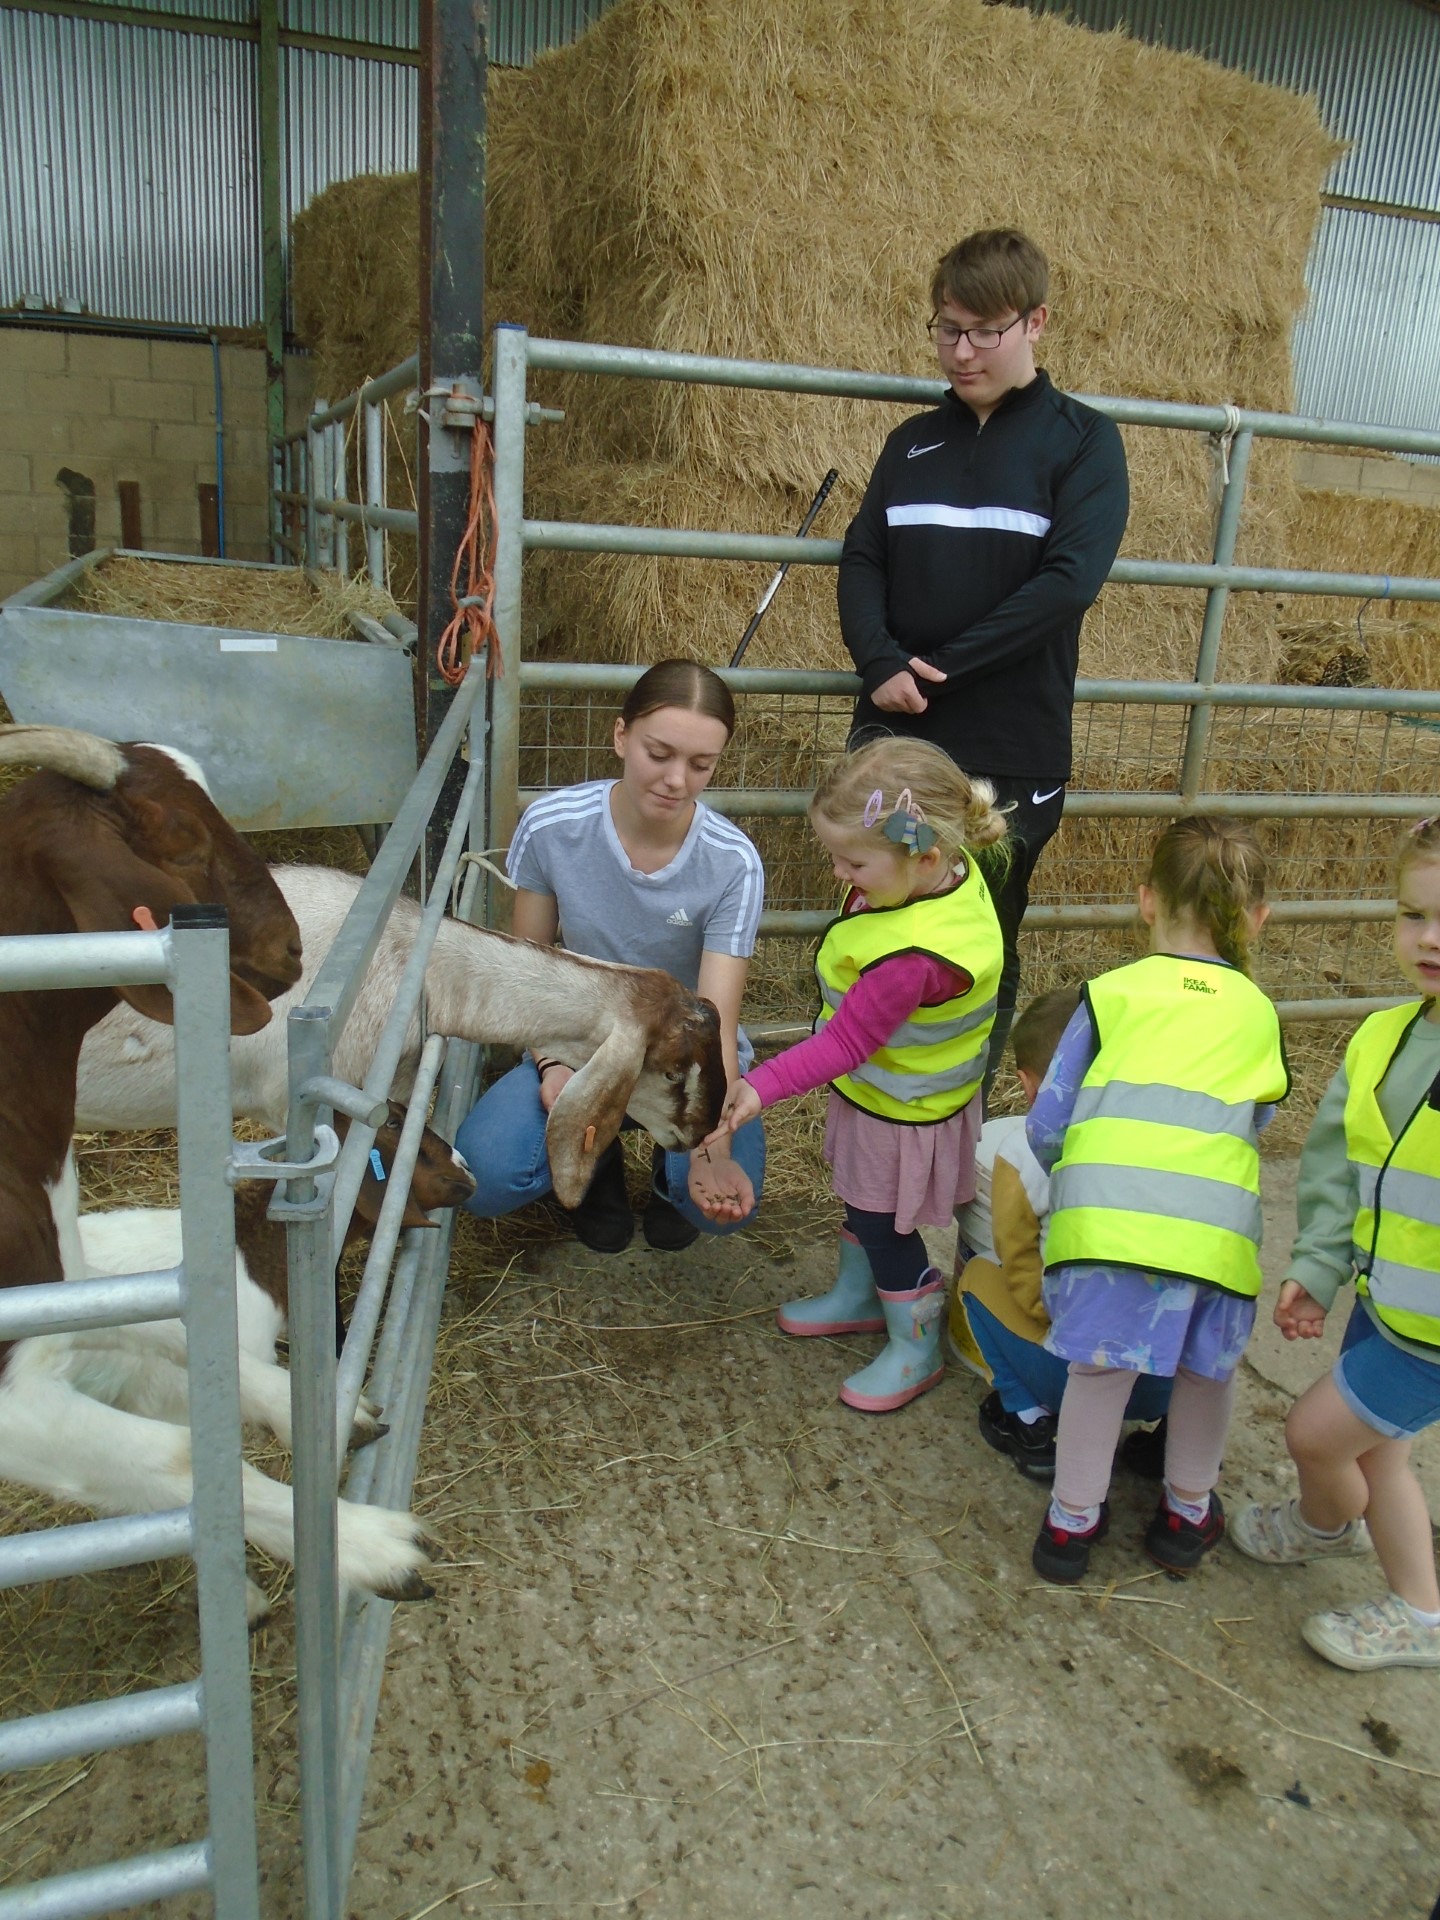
left=70, top=1104, right=474, bottom=1624
left=0, top=728, right=432, bottom=1606
left=78, top=864, right=728, bottom=1206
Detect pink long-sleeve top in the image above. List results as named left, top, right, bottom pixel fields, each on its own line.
left=745, top=946, right=972, bottom=1107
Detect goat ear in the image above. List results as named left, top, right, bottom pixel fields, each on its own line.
left=46, top=834, right=275, bottom=1034
left=544, top=1023, right=646, bottom=1208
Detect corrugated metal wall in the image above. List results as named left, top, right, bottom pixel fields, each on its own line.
left=1026, top=0, right=1440, bottom=436
left=0, top=0, right=614, bottom=329
left=282, top=47, right=416, bottom=229
left=1, top=7, right=263, bottom=325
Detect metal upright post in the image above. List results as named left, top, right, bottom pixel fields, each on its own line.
left=1179, top=426, right=1253, bottom=804
left=317, top=420, right=335, bottom=571
left=283, top=1003, right=345, bottom=1920
left=418, top=0, right=488, bottom=873
left=332, top=420, right=349, bottom=583
left=169, top=906, right=261, bottom=1920
left=364, top=400, right=385, bottom=585
left=484, top=323, right=528, bottom=927
left=257, top=0, right=286, bottom=561
left=304, top=425, right=318, bottom=569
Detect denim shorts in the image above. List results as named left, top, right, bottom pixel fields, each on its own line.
left=1333, top=1300, right=1440, bottom=1439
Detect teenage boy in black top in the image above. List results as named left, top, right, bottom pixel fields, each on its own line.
left=838, top=228, right=1129, bottom=1093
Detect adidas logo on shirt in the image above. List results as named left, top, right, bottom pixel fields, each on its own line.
left=667, top=907, right=694, bottom=926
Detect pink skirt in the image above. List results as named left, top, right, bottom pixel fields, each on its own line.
left=823, top=1090, right=982, bottom=1236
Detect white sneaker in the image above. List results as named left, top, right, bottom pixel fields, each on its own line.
left=1231, top=1497, right=1371, bottom=1565
left=1301, top=1593, right=1440, bottom=1672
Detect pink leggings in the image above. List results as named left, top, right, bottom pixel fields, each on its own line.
left=1054, top=1363, right=1238, bottom=1511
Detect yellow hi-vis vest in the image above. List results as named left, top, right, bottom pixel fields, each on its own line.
left=814, top=860, right=1003, bottom=1126
left=1044, top=954, right=1290, bottom=1293
left=1345, top=1000, right=1440, bottom=1349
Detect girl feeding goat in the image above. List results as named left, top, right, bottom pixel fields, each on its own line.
left=706, top=738, right=1006, bottom=1412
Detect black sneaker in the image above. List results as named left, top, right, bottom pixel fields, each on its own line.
left=563, top=1140, right=634, bottom=1254
left=977, top=1390, right=1057, bottom=1482
left=1143, top=1491, right=1225, bottom=1574
left=641, top=1145, right=701, bottom=1251
left=1032, top=1501, right=1110, bottom=1585
left=1118, top=1417, right=1168, bottom=1481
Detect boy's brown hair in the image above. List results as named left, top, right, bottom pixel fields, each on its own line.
left=1009, top=985, right=1080, bottom=1079
left=930, top=229, right=1049, bottom=322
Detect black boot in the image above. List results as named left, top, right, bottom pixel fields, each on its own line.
left=563, top=1139, right=634, bottom=1253
left=642, top=1144, right=700, bottom=1251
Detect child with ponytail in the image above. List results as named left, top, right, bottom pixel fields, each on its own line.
left=1026, top=816, right=1289, bottom=1583
left=706, top=738, right=1007, bottom=1413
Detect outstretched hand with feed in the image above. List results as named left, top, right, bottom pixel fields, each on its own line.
left=689, top=1144, right=756, bottom=1224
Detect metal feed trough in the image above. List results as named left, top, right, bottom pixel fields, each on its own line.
left=0, top=548, right=417, bottom=831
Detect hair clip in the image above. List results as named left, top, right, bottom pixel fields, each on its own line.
left=1409, top=814, right=1439, bottom=837
left=880, top=788, right=938, bottom=856
left=863, top=788, right=885, bottom=827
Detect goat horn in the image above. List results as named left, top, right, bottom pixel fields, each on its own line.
left=0, top=725, right=127, bottom=789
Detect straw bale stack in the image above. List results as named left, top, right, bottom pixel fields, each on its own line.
left=1278, top=482, right=1440, bottom=690
left=292, top=0, right=1341, bottom=686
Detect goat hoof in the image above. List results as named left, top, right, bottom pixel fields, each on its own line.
left=245, top=1577, right=273, bottom=1631
left=382, top=1570, right=436, bottom=1603
left=348, top=1419, right=390, bottom=1453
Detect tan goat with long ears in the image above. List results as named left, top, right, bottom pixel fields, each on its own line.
left=0, top=727, right=435, bottom=1607
left=78, top=863, right=729, bottom=1207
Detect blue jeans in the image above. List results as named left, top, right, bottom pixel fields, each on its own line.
left=965, top=1294, right=1172, bottom=1422
left=456, top=1061, right=766, bottom=1238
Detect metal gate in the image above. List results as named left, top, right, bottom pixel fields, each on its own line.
left=0, top=662, right=491, bottom=1920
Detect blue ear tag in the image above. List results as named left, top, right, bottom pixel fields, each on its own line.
left=369, top=1147, right=386, bottom=1181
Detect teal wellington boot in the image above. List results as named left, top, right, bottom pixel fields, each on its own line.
left=838, top=1269, right=946, bottom=1412
left=776, top=1230, right=885, bottom=1337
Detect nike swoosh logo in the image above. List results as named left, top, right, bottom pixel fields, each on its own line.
left=906, top=441, right=945, bottom=459
left=1031, top=785, right=1064, bottom=806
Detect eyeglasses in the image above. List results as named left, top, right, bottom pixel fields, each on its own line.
left=926, top=311, right=1031, bottom=350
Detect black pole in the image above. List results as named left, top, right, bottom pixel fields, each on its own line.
left=418, top=0, right=488, bottom=874
left=729, top=468, right=839, bottom=669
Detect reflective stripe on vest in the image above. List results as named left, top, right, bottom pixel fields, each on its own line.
left=814, top=859, right=1003, bottom=1126
left=1044, top=954, right=1289, bottom=1294
left=1343, top=1000, right=1440, bottom=1348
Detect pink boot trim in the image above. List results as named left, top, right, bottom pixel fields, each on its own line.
left=776, top=1304, right=886, bottom=1337
left=837, top=1364, right=945, bottom=1414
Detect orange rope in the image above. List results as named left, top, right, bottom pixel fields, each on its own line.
left=436, top=415, right=500, bottom=685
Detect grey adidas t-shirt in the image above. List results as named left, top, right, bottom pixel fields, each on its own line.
left=507, top=779, right=765, bottom=1066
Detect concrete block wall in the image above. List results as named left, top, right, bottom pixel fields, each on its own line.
left=1293, top=447, right=1440, bottom=507
left=0, top=327, right=313, bottom=601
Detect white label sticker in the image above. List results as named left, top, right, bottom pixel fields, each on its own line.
left=219, top=636, right=279, bottom=653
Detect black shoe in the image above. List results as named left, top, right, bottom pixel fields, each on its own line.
left=1118, top=1417, right=1169, bottom=1481
left=1143, top=1491, right=1225, bottom=1574
left=642, top=1145, right=700, bottom=1251
left=1032, top=1501, right=1110, bottom=1585
left=977, top=1390, right=1057, bottom=1482
left=563, top=1140, right=634, bottom=1254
